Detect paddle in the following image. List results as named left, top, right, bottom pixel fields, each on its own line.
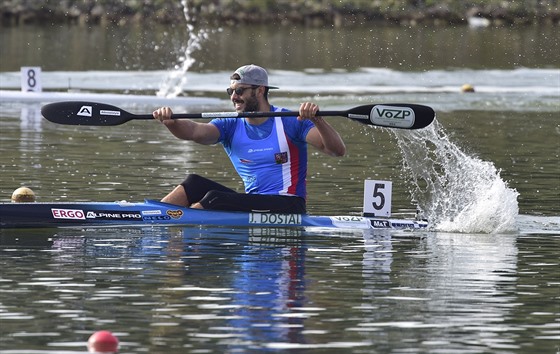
left=41, top=101, right=435, bottom=129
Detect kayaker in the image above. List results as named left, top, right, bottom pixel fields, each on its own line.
left=153, top=64, right=346, bottom=213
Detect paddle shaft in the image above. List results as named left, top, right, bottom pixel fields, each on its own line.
left=121, top=110, right=351, bottom=120
left=41, top=101, right=435, bottom=129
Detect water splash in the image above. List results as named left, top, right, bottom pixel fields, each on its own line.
left=156, top=0, right=210, bottom=98
left=392, top=120, right=519, bottom=234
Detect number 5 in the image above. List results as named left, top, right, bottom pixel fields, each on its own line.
left=363, top=180, right=392, bottom=217
left=372, top=183, right=385, bottom=210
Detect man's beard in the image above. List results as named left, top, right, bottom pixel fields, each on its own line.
left=241, top=93, right=259, bottom=112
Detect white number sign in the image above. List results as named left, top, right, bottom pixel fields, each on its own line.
left=363, top=180, right=392, bottom=217
left=21, top=67, right=42, bottom=92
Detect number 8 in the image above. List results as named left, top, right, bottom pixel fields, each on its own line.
left=27, top=69, right=36, bottom=90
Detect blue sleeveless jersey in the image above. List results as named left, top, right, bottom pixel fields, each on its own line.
left=210, top=106, right=314, bottom=198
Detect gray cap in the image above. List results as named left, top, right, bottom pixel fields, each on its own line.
left=230, top=64, right=279, bottom=89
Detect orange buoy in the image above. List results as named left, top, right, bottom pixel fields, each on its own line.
left=87, top=330, right=119, bottom=353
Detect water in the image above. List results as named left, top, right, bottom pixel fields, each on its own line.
left=0, top=12, right=559, bottom=354
left=393, top=120, right=519, bottom=233
left=156, top=0, right=212, bottom=98
left=1, top=227, right=558, bottom=353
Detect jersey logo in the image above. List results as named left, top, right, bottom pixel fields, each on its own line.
left=274, top=152, right=288, bottom=164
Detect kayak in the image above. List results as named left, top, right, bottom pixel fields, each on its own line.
left=0, top=199, right=427, bottom=230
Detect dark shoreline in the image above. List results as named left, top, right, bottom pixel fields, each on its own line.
left=1, top=1, right=558, bottom=27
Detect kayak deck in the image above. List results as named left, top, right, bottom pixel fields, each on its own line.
left=0, top=200, right=427, bottom=230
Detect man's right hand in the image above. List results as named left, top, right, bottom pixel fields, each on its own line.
left=153, top=107, right=174, bottom=125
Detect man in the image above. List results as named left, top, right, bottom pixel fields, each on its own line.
left=153, top=64, right=346, bottom=213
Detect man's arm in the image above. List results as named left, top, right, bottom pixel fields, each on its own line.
left=299, top=102, right=346, bottom=157
left=153, top=106, right=220, bottom=145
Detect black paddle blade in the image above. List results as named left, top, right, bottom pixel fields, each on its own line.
left=345, top=104, right=435, bottom=129
left=41, top=101, right=136, bottom=126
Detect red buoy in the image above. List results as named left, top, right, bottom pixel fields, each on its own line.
left=87, top=330, right=119, bottom=353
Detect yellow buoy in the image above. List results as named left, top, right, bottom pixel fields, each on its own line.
left=11, top=187, right=36, bottom=203
left=461, top=84, right=475, bottom=93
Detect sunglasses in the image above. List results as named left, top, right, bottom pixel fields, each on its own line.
left=226, top=86, right=259, bottom=96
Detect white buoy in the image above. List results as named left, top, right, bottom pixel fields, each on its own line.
left=461, top=84, right=475, bottom=93
left=467, top=16, right=491, bottom=28
left=11, top=187, right=36, bottom=203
